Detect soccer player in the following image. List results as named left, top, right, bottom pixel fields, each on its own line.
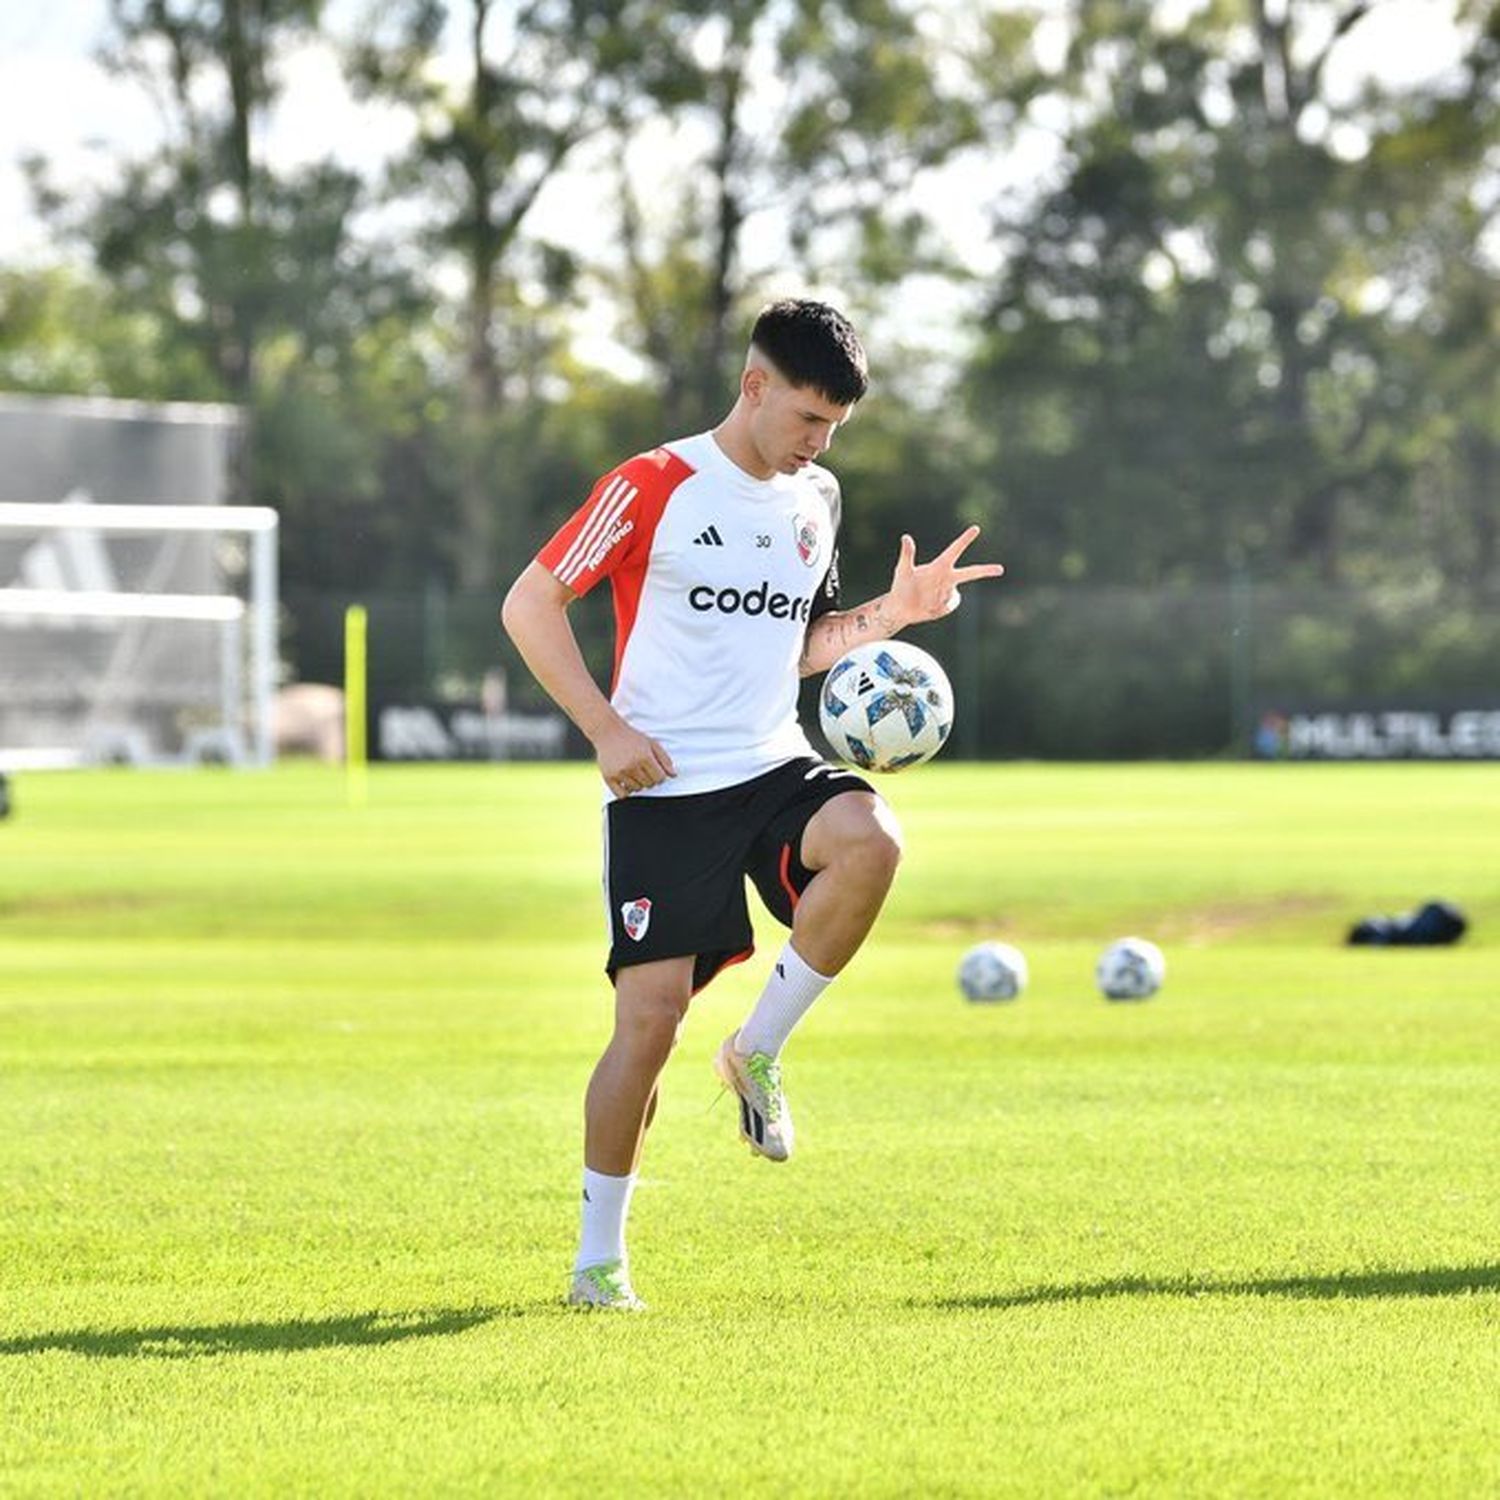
left=501, top=299, right=1003, bottom=1310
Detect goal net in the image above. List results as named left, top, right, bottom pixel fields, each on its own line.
left=0, top=498, right=279, bottom=769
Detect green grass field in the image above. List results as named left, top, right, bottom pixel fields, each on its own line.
left=1, top=762, right=1497, bottom=1496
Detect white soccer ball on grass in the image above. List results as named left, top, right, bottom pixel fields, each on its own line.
left=818, top=640, right=954, bottom=774
left=958, top=941, right=1028, bottom=1002
left=1096, top=937, right=1165, bottom=1000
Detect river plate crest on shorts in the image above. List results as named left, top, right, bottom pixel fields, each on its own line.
left=793, top=514, right=822, bottom=567
left=621, top=896, right=652, bottom=941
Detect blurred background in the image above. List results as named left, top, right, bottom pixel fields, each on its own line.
left=1, top=0, right=1496, bottom=763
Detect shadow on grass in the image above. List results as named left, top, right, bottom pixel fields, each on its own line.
left=0, top=1305, right=525, bottom=1360
left=928, top=1263, right=1500, bottom=1312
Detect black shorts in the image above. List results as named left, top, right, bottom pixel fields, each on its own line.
left=603, top=757, right=879, bottom=993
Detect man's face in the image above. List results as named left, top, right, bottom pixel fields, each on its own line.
left=746, top=366, right=853, bottom=477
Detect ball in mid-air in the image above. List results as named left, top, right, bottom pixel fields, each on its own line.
left=1096, top=937, right=1165, bottom=1000
left=958, top=941, right=1028, bottom=1002
left=819, top=640, right=954, bottom=773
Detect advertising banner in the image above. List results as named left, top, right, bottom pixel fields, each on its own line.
left=1254, top=707, right=1500, bottom=760
left=374, top=702, right=569, bottom=762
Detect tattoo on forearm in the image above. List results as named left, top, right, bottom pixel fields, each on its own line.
left=845, top=599, right=892, bottom=645
left=800, top=594, right=904, bottom=673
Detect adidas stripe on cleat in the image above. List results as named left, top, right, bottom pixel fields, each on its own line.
left=714, top=1033, right=794, bottom=1162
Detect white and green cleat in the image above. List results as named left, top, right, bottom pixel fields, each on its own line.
left=567, top=1260, right=646, bottom=1312
left=714, top=1034, right=794, bottom=1162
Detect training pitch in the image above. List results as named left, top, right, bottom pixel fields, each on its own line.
left=1, top=762, right=1496, bottom=1495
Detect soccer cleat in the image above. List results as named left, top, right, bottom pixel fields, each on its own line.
left=714, top=1033, right=794, bottom=1162
left=567, top=1260, right=646, bottom=1311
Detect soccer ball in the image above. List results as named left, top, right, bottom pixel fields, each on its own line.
left=1096, top=937, right=1165, bottom=1001
left=819, top=640, right=954, bottom=773
left=958, top=941, right=1028, bottom=1002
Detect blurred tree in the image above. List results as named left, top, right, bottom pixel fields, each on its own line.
left=20, top=0, right=440, bottom=614
left=0, top=266, right=218, bottom=399
left=28, top=0, right=325, bottom=421
left=349, top=0, right=663, bottom=589
left=964, top=0, right=1500, bottom=589
left=594, top=0, right=982, bottom=436
left=1356, top=0, right=1500, bottom=598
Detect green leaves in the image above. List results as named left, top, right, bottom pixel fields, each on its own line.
left=969, top=0, right=1499, bottom=590
left=6, top=0, right=1496, bottom=686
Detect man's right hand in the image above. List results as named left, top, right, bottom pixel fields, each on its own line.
left=500, top=564, right=677, bottom=800
left=591, top=715, right=676, bottom=799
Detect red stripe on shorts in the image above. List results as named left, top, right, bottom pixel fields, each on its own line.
left=778, top=842, right=800, bottom=912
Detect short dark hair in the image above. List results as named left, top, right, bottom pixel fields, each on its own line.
left=749, top=299, right=868, bottom=405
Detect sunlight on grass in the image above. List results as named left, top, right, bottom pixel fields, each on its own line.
left=0, top=763, right=1496, bottom=1495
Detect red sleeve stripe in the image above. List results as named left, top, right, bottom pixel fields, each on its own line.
left=555, top=476, right=638, bottom=587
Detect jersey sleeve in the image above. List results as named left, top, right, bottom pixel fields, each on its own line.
left=536, top=461, right=642, bottom=596
left=808, top=469, right=843, bottom=624
left=535, top=448, right=690, bottom=597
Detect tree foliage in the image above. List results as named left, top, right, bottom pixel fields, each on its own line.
left=592, top=0, right=980, bottom=434
left=967, top=0, right=1499, bottom=590
left=5, top=0, right=1497, bottom=733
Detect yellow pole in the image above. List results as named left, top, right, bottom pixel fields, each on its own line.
left=344, top=604, right=368, bottom=807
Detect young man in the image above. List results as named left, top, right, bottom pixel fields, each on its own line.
left=501, top=298, right=1002, bottom=1310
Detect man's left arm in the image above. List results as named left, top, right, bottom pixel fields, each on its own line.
left=799, top=525, right=1005, bottom=677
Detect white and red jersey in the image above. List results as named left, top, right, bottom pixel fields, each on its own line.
left=536, top=431, right=843, bottom=797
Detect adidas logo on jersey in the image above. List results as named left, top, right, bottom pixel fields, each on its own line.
left=688, top=581, right=813, bottom=621
left=693, top=525, right=724, bottom=547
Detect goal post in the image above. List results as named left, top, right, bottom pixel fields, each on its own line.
left=0, top=500, right=279, bottom=769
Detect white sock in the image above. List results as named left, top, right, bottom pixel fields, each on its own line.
left=574, top=1167, right=636, bottom=1273
left=735, top=941, right=834, bottom=1059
